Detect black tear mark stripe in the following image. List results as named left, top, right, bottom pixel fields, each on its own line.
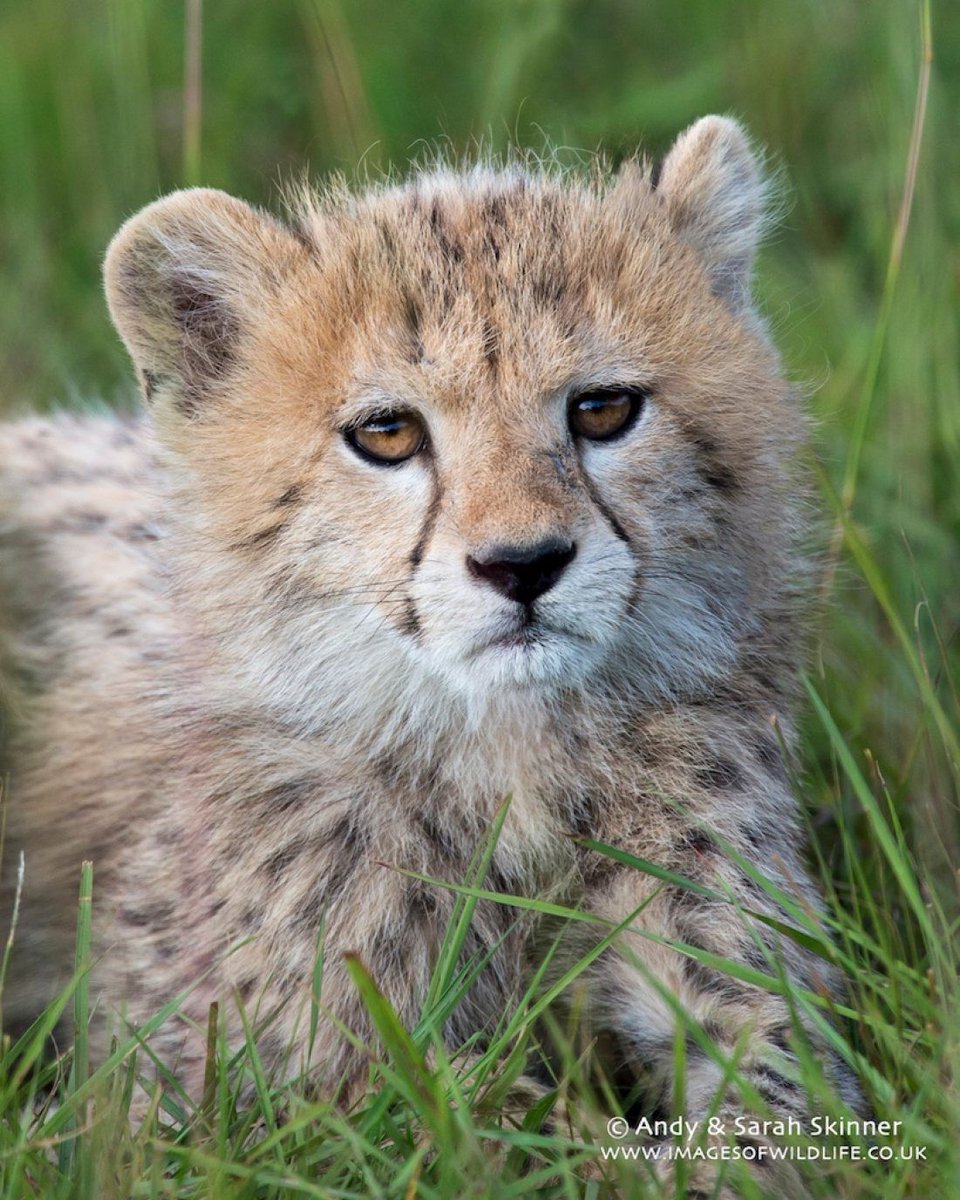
left=409, top=473, right=442, bottom=569
left=400, top=471, right=443, bottom=640
left=398, top=597, right=421, bottom=639
left=579, top=471, right=633, bottom=548
left=563, top=435, right=634, bottom=547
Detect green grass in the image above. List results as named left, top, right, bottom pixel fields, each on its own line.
left=1, top=0, right=958, bottom=1196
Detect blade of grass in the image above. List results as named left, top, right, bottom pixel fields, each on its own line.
left=59, top=860, right=94, bottom=1188
left=183, top=0, right=203, bottom=185
left=804, top=676, right=939, bottom=947
left=839, top=0, right=933, bottom=512
left=344, top=953, right=452, bottom=1145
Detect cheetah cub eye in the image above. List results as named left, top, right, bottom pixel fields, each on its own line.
left=568, top=387, right=647, bottom=442
left=345, top=410, right=428, bottom=465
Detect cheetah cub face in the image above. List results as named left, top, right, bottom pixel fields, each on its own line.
left=105, top=117, right=799, bottom=727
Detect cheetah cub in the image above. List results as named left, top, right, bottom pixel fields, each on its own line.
left=1, top=117, right=856, bottom=1172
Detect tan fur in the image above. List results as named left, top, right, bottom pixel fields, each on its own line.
left=1, top=118, right=856, bottom=1191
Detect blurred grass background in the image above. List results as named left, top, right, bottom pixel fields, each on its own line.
left=0, top=0, right=958, bottom=1193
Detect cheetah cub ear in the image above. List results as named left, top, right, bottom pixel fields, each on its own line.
left=103, top=188, right=304, bottom=414
left=657, top=115, right=767, bottom=311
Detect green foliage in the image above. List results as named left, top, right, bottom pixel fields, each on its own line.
left=0, top=0, right=957, bottom=1196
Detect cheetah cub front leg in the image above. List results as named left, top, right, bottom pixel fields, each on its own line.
left=572, top=711, right=859, bottom=1194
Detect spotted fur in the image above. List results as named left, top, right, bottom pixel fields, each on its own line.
left=1, top=118, right=858, bottom=1191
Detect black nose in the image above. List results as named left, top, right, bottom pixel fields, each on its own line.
left=466, top=538, right=577, bottom=605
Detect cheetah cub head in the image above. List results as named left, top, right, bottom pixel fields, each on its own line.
left=104, top=117, right=802, bottom=730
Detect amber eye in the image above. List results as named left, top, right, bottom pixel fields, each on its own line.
left=569, top=388, right=645, bottom=442
left=346, top=412, right=427, bottom=465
